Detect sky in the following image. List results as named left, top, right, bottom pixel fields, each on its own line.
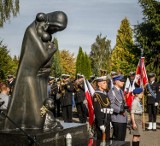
left=0, top=0, right=143, bottom=57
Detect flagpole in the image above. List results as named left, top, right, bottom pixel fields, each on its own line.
left=140, top=47, right=145, bottom=130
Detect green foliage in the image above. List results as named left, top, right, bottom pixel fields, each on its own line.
left=76, top=47, right=83, bottom=75
left=0, top=41, right=18, bottom=80
left=50, top=38, right=63, bottom=77
left=0, top=0, right=19, bottom=27
left=111, top=17, right=137, bottom=75
left=90, top=34, right=111, bottom=76
left=9, top=55, right=19, bottom=75
left=76, top=47, right=92, bottom=79
left=134, top=0, right=160, bottom=81
left=84, top=53, right=92, bottom=79
left=51, top=49, right=63, bottom=78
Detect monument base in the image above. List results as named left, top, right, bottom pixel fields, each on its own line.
left=0, top=122, right=88, bottom=146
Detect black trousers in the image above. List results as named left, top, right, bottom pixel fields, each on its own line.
left=62, top=105, right=72, bottom=122
left=54, top=99, right=61, bottom=117
left=76, top=102, right=88, bottom=123
left=96, top=122, right=110, bottom=143
left=112, top=122, right=127, bottom=141
left=148, top=104, right=157, bottom=122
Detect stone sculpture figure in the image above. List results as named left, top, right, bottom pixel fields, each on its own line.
left=40, top=98, right=63, bottom=130
left=4, top=11, right=68, bottom=130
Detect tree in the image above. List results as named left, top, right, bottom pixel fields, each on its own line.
left=9, top=55, right=19, bottom=75
left=0, top=0, right=19, bottom=27
left=76, top=47, right=92, bottom=79
left=0, top=41, right=18, bottom=80
left=50, top=38, right=63, bottom=78
left=134, top=0, right=160, bottom=81
left=111, top=17, right=137, bottom=75
left=90, top=34, right=111, bottom=76
left=76, top=47, right=84, bottom=75
left=84, top=52, right=92, bottom=79
left=60, top=49, right=76, bottom=76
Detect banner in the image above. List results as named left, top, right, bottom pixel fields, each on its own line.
left=135, top=57, right=148, bottom=87
left=124, top=78, right=135, bottom=110
left=84, top=80, right=95, bottom=126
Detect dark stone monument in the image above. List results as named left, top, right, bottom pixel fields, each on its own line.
left=5, top=11, right=68, bottom=130
left=0, top=11, right=88, bottom=146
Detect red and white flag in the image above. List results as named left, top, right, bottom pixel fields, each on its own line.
left=86, top=80, right=95, bottom=97
left=84, top=80, right=95, bottom=126
left=84, top=80, right=96, bottom=146
left=124, top=78, right=135, bottom=110
left=135, top=57, right=148, bottom=87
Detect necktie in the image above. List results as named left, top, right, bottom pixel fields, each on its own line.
left=119, top=89, right=123, bottom=97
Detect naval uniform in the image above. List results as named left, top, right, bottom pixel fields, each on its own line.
left=60, top=81, right=74, bottom=122
left=130, top=97, right=143, bottom=135
left=93, top=90, right=111, bottom=144
left=145, top=82, right=160, bottom=123
left=74, top=81, right=88, bottom=123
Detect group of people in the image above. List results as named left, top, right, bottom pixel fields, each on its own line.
left=47, top=73, right=88, bottom=123
left=91, top=72, right=160, bottom=146
left=46, top=71, right=160, bottom=146
left=0, top=71, right=160, bottom=146
left=0, top=75, right=15, bottom=111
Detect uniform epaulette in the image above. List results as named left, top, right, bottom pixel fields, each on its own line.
left=94, top=92, right=110, bottom=108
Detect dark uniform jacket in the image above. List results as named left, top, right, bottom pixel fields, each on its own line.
left=74, top=81, right=85, bottom=104
left=145, top=82, right=160, bottom=104
left=60, top=82, right=74, bottom=106
left=51, top=82, right=58, bottom=98
left=93, top=91, right=111, bottom=127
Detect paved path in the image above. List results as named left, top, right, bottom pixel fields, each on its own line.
left=58, top=111, right=160, bottom=146
left=125, top=114, right=160, bottom=146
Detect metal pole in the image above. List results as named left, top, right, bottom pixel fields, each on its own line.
left=66, top=133, right=72, bottom=146
left=140, top=47, right=145, bottom=130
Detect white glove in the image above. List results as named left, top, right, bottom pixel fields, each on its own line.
left=155, top=102, right=159, bottom=106
left=110, top=108, right=114, bottom=114
left=56, top=93, right=61, bottom=100
left=100, top=125, right=106, bottom=133
left=83, top=99, right=87, bottom=104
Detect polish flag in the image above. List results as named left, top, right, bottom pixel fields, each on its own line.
left=84, top=80, right=95, bottom=126
left=124, top=78, right=135, bottom=110
left=84, top=80, right=95, bottom=146
left=86, top=80, right=95, bottom=97
left=135, top=57, right=148, bottom=87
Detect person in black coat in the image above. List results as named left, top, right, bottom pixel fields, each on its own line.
left=60, top=74, right=74, bottom=123
left=74, top=74, right=88, bottom=123
left=145, top=73, right=160, bottom=131
left=6, top=75, right=15, bottom=96
left=93, top=76, right=113, bottom=145
left=51, top=79, right=61, bottom=117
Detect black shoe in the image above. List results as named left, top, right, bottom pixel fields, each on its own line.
left=65, top=120, right=72, bottom=123
left=153, top=129, right=157, bottom=131
left=146, top=128, right=152, bottom=131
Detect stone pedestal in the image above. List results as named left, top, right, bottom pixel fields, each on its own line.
left=0, top=122, right=88, bottom=146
